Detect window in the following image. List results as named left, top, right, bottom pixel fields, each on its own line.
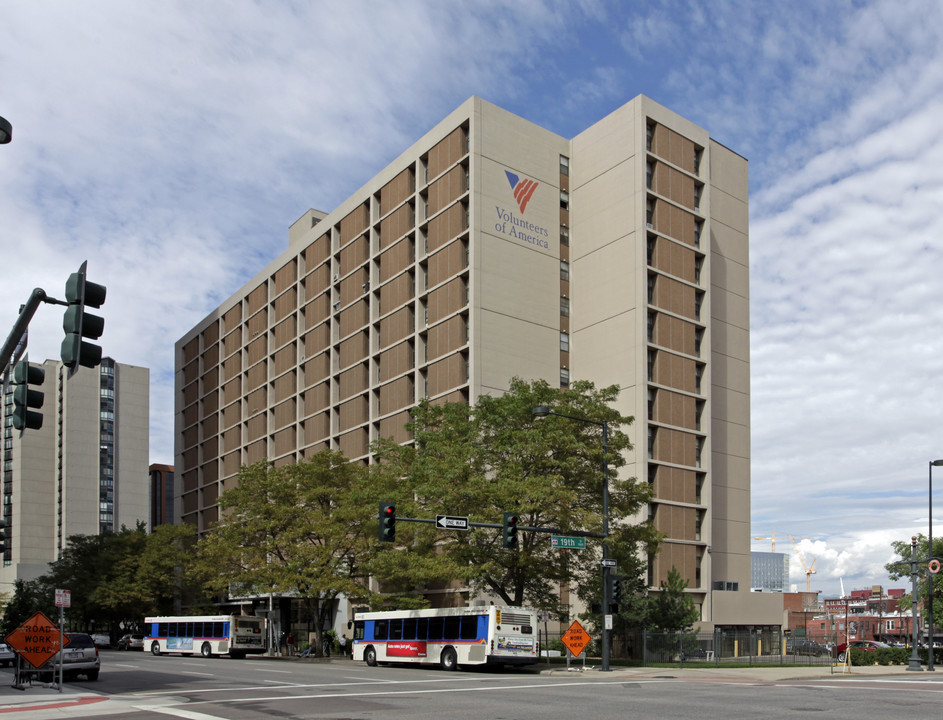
left=560, top=190, right=569, bottom=210
left=560, top=225, right=569, bottom=246
left=646, top=161, right=654, bottom=190
left=559, top=155, right=569, bottom=176
left=560, top=261, right=569, bottom=282
left=560, top=332, right=569, bottom=352
left=560, top=297, right=569, bottom=317
left=560, top=367, right=569, bottom=388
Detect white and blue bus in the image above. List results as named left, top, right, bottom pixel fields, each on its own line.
left=353, top=605, right=539, bottom=670
left=144, top=615, right=267, bottom=658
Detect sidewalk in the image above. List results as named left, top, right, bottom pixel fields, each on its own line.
left=539, top=661, right=943, bottom=682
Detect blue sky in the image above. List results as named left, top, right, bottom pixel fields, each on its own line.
left=2, top=0, right=942, bottom=599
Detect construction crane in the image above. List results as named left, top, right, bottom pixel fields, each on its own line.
left=789, top=534, right=817, bottom=591
left=753, top=532, right=778, bottom=552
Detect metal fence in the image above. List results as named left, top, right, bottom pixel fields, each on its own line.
left=636, top=630, right=832, bottom=667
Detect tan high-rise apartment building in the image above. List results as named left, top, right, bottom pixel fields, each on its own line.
left=175, top=96, right=780, bottom=631
left=1, top=357, right=150, bottom=583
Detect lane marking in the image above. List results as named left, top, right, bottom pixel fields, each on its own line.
left=130, top=675, right=480, bottom=697
left=135, top=706, right=228, bottom=720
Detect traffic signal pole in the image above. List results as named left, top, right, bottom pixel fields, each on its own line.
left=0, top=289, right=49, bottom=377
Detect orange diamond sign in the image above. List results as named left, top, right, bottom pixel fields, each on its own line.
left=4, top=611, right=69, bottom=669
left=561, top=619, right=590, bottom=658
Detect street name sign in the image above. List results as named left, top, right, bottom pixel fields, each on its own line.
left=5, top=611, right=68, bottom=669
left=600, top=559, right=617, bottom=567
left=561, top=620, right=590, bottom=658
left=551, top=535, right=586, bottom=549
left=435, top=515, right=469, bottom=530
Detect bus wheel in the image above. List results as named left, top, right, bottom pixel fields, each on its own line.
left=201, top=643, right=212, bottom=658
left=365, top=646, right=377, bottom=667
left=440, top=647, right=458, bottom=671
left=151, top=642, right=161, bottom=656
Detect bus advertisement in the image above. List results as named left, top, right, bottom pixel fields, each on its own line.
left=353, top=605, right=539, bottom=670
left=144, top=614, right=267, bottom=658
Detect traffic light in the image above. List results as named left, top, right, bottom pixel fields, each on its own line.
left=379, top=502, right=396, bottom=542
left=502, top=512, right=519, bottom=549
left=611, top=576, right=623, bottom=603
left=61, top=261, right=106, bottom=371
left=12, top=360, right=44, bottom=430
left=0, top=520, right=7, bottom=555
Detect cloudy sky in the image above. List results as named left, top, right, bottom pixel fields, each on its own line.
left=2, top=0, right=942, bottom=599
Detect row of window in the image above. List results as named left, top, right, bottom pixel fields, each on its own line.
left=361, top=615, right=488, bottom=642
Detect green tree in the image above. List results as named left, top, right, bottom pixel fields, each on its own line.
left=650, top=566, right=699, bottom=632
left=194, top=450, right=393, bottom=655
left=0, top=579, right=50, bottom=636
left=1, top=524, right=204, bottom=640
left=373, top=377, right=654, bottom=617
left=886, top=534, right=942, bottom=629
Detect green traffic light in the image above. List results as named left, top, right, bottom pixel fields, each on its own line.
left=61, top=261, right=106, bottom=371
left=11, top=361, right=44, bottom=431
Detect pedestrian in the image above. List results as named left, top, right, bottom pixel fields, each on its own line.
left=323, top=636, right=331, bottom=657
left=339, top=633, right=348, bottom=658
left=286, top=633, right=295, bottom=656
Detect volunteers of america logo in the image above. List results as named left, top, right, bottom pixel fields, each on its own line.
left=494, top=168, right=550, bottom=249
left=505, top=170, right=539, bottom=213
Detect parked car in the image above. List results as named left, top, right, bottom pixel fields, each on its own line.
left=90, top=633, right=111, bottom=649
left=117, top=633, right=145, bottom=651
left=0, top=642, right=14, bottom=667
left=836, top=640, right=890, bottom=662
left=787, top=638, right=828, bottom=655
left=38, top=632, right=100, bottom=681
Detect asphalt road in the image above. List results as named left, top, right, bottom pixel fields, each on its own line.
left=2, top=651, right=943, bottom=719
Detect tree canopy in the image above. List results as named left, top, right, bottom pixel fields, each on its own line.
left=886, top=534, right=942, bottom=629
left=0, top=522, right=200, bottom=638
left=372, top=377, right=655, bottom=618
left=194, top=450, right=425, bottom=652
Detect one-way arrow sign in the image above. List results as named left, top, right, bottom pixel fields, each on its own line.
left=436, top=515, right=469, bottom=530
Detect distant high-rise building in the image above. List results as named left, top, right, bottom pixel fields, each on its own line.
left=176, top=95, right=781, bottom=631
left=751, top=552, right=791, bottom=592
left=149, top=463, right=174, bottom=528
left=1, top=357, right=149, bottom=582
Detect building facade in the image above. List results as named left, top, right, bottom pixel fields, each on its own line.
left=175, top=95, right=780, bottom=630
left=1, top=357, right=149, bottom=583
left=751, top=552, right=791, bottom=592
left=149, top=463, right=175, bottom=529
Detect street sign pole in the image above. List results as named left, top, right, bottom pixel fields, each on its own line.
left=58, top=605, right=63, bottom=692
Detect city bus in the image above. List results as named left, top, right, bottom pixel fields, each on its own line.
left=353, top=605, right=539, bottom=670
left=144, top=615, right=267, bottom=658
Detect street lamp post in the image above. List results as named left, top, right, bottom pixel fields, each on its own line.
left=532, top=405, right=611, bottom=672
left=928, top=459, right=943, bottom=671
left=908, top=536, right=925, bottom=671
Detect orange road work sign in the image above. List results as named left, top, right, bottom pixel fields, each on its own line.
left=4, top=611, right=69, bottom=669
left=561, top=619, right=590, bottom=657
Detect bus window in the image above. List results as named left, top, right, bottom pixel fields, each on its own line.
left=389, top=620, right=403, bottom=640
left=403, top=618, right=417, bottom=640
left=460, top=616, right=478, bottom=640
left=158, top=623, right=168, bottom=637
left=429, top=617, right=443, bottom=640
left=416, top=618, right=428, bottom=640
left=443, top=616, right=460, bottom=640
left=374, top=620, right=388, bottom=640
left=354, top=621, right=364, bottom=641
